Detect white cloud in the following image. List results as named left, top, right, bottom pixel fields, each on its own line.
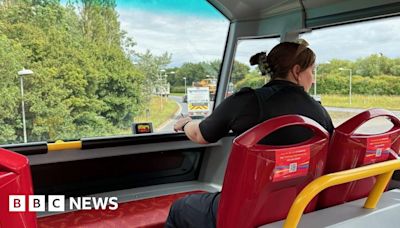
left=303, top=17, right=400, bottom=63
left=118, top=9, right=229, bottom=66
left=118, top=9, right=400, bottom=67
left=235, top=38, right=281, bottom=65
left=234, top=17, right=400, bottom=65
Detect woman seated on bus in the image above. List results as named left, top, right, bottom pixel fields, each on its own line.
left=167, top=40, right=334, bottom=228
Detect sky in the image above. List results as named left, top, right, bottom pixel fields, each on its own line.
left=235, top=17, right=400, bottom=65
left=302, top=17, right=400, bottom=64
left=116, top=0, right=229, bottom=67
left=115, top=0, right=222, bottom=18
left=67, top=0, right=400, bottom=67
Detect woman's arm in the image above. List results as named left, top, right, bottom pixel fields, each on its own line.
left=173, top=88, right=256, bottom=144
left=174, top=117, right=209, bottom=144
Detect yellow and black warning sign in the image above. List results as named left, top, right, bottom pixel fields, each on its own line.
left=188, top=104, right=208, bottom=110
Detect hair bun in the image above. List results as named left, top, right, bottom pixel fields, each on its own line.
left=249, top=52, right=266, bottom=66
left=249, top=52, right=270, bottom=76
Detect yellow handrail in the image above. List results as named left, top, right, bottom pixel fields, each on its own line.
left=47, top=140, right=82, bottom=151
left=283, top=159, right=400, bottom=228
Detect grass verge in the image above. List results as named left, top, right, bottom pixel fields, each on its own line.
left=321, top=94, right=400, bottom=110
left=135, top=96, right=179, bottom=129
left=170, top=93, right=184, bottom=97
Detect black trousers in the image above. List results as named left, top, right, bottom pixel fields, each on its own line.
left=165, top=192, right=221, bottom=228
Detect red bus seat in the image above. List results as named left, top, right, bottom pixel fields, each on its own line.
left=0, top=148, right=37, bottom=228
left=318, top=108, right=400, bottom=208
left=38, top=191, right=204, bottom=228
left=217, top=115, right=330, bottom=228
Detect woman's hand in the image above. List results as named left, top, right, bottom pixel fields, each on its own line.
left=174, top=116, right=192, bottom=132
left=173, top=115, right=208, bottom=144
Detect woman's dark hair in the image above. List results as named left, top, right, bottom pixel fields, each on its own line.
left=250, top=42, right=316, bottom=80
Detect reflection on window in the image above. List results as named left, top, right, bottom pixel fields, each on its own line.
left=0, top=0, right=228, bottom=145
left=301, top=16, right=400, bottom=127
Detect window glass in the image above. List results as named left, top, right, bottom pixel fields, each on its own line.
left=0, top=0, right=228, bottom=144
left=301, top=17, right=400, bottom=129
left=228, top=38, right=280, bottom=95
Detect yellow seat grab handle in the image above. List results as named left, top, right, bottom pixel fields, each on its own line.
left=283, top=159, right=400, bottom=228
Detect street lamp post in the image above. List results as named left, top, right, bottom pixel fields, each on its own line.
left=18, top=68, right=34, bottom=143
left=183, top=77, right=187, bottom=96
left=163, top=73, right=168, bottom=102
left=339, top=67, right=353, bottom=105
left=159, top=69, right=166, bottom=110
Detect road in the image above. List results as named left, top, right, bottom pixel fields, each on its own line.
left=325, top=106, right=399, bottom=134
left=157, top=95, right=216, bottom=133
left=156, top=96, right=189, bottom=133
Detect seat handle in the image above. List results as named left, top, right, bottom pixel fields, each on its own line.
left=0, top=148, right=29, bottom=174
left=336, top=108, right=400, bottom=135
left=283, top=159, right=400, bottom=228
left=234, top=115, right=329, bottom=147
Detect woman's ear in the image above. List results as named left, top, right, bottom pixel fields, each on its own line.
left=291, top=64, right=301, bottom=82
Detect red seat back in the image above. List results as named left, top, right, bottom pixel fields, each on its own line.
left=0, top=148, right=37, bottom=228
left=217, top=115, right=330, bottom=228
left=318, top=109, right=400, bottom=208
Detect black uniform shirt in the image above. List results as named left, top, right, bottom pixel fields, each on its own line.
left=199, top=80, right=334, bottom=145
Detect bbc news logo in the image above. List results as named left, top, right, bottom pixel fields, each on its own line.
left=9, top=195, right=118, bottom=212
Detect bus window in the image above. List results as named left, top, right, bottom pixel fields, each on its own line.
left=301, top=16, right=400, bottom=129
left=0, top=0, right=229, bottom=145
left=227, top=38, right=280, bottom=96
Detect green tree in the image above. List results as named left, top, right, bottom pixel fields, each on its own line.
left=0, top=35, right=27, bottom=144
left=79, top=0, right=120, bottom=46
left=175, top=62, right=207, bottom=87
left=0, top=1, right=146, bottom=143
left=316, top=59, right=353, bottom=76
left=170, top=59, right=250, bottom=88
left=354, top=54, right=392, bottom=76
left=135, top=50, right=172, bottom=103
left=235, top=70, right=265, bottom=89
left=231, top=60, right=250, bottom=84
